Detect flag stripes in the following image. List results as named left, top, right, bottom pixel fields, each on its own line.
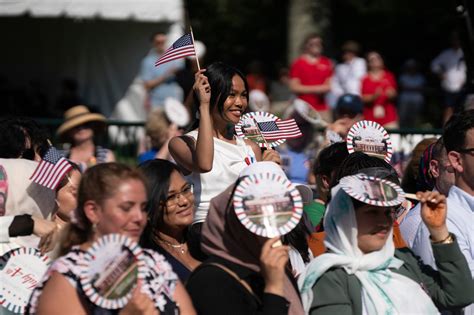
left=155, top=33, right=196, bottom=67
left=257, top=119, right=302, bottom=140
left=30, top=147, right=72, bottom=190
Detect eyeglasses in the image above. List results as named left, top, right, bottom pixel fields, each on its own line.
left=458, top=147, right=474, bottom=154
left=166, top=184, right=193, bottom=206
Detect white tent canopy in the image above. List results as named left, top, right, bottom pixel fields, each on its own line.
left=0, top=0, right=184, bottom=117
left=0, top=0, right=183, bottom=22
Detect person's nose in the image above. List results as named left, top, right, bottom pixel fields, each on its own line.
left=132, top=206, right=146, bottom=223
left=176, top=192, right=190, bottom=207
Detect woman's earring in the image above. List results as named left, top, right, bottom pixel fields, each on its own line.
left=195, top=110, right=200, bottom=119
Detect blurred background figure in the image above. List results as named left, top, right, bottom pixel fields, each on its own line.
left=246, top=60, right=268, bottom=93
left=140, top=31, right=185, bottom=111
left=0, top=117, right=50, bottom=161
left=277, top=120, right=315, bottom=184
left=401, top=137, right=438, bottom=195
left=269, top=67, right=294, bottom=114
left=248, top=89, right=271, bottom=112
left=289, top=33, right=333, bottom=122
left=398, top=59, right=426, bottom=128
left=138, top=108, right=184, bottom=164
left=329, top=40, right=366, bottom=108
left=431, top=31, right=467, bottom=124
left=361, top=51, right=398, bottom=128
left=306, top=141, right=349, bottom=232
left=57, top=105, right=115, bottom=170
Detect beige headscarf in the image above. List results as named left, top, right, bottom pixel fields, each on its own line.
left=201, top=183, right=305, bottom=315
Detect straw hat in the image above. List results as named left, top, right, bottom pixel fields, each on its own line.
left=57, top=105, right=106, bottom=139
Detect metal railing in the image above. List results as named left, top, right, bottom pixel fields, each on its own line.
left=34, top=118, right=443, bottom=165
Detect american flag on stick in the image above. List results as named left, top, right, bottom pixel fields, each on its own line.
left=155, top=33, right=196, bottom=67
left=257, top=119, right=303, bottom=141
left=30, top=146, right=72, bottom=190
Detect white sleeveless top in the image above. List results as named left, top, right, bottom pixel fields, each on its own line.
left=186, top=130, right=256, bottom=224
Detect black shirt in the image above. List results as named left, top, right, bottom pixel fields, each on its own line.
left=186, top=256, right=290, bottom=315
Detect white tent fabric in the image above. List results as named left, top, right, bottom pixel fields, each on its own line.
left=0, top=0, right=184, bottom=117
left=0, top=0, right=183, bottom=22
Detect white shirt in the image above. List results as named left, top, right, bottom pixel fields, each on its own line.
left=332, top=57, right=367, bottom=97
left=186, top=131, right=256, bottom=224
left=411, top=185, right=474, bottom=314
left=399, top=202, right=422, bottom=248
left=431, top=48, right=466, bottom=92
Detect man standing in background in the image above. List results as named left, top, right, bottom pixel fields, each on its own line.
left=140, top=32, right=184, bottom=110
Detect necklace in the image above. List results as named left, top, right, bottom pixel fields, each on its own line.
left=154, top=235, right=187, bottom=254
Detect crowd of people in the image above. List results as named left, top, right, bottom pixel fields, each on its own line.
left=0, top=32, right=473, bottom=315
left=139, top=31, right=468, bottom=130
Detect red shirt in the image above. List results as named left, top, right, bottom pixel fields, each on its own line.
left=289, top=56, right=333, bottom=111
left=361, top=70, right=398, bottom=126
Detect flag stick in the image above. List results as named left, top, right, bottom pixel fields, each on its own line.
left=252, top=118, right=270, bottom=149
left=404, top=193, right=419, bottom=201
left=190, top=26, right=201, bottom=71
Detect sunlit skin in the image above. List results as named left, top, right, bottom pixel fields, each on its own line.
left=211, top=75, right=248, bottom=126
left=449, top=129, right=474, bottom=195
left=162, top=170, right=195, bottom=231
left=86, top=179, right=148, bottom=242
left=157, top=170, right=201, bottom=272
left=355, top=190, right=449, bottom=254
left=56, top=170, right=81, bottom=220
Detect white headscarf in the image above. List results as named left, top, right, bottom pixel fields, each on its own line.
left=298, top=184, right=439, bottom=315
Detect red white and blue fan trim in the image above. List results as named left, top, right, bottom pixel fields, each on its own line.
left=235, top=112, right=286, bottom=148
left=233, top=172, right=303, bottom=237
left=0, top=247, right=50, bottom=314
left=346, top=120, right=393, bottom=163
left=340, top=174, right=405, bottom=207
left=79, top=234, right=146, bottom=310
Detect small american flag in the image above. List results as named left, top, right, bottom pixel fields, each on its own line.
left=30, top=147, right=73, bottom=190
left=257, top=119, right=302, bottom=141
left=155, top=33, right=196, bottom=67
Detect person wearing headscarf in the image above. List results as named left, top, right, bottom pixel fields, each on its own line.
left=186, top=162, right=305, bottom=315
left=298, top=174, right=474, bottom=314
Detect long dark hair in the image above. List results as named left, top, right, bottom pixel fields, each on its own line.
left=189, top=62, right=249, bottom=130
left=138, top=159, right=183, bottom=248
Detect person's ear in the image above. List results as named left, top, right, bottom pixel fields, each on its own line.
left=447, top=151, right=463, bottom=173
left=83, top=200, right=101, bottom=225
left=321, top=175, right=331, bottom=191
left=429, top=160, right=440, bottom=178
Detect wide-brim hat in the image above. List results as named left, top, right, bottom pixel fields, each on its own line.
left=57, top=105, right=107, bottom=140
